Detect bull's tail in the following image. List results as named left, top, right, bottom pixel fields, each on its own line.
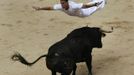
left=11, top=52, right=47, bottom=66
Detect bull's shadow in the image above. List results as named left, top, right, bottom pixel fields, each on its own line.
left=71, top=54, right=120, bottom=75
left=93, top=54, right=121, bottom=75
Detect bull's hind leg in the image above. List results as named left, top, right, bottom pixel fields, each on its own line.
left=86, top=54, right=92, bottom=75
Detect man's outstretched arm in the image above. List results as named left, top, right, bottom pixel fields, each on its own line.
left=33, top=6, right=54, bottom=10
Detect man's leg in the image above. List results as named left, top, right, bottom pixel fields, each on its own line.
left=80, top=0, right=105, bottom=17
left=81, top=6, right=98, bottom=16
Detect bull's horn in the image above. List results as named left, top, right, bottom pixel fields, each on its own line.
left=100, top=27, right=113, bottom=33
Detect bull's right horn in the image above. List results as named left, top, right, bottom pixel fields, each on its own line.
left=100, top=27, right=113, bottom=33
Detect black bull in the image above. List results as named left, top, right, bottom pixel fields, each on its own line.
left=11, top=27, right=113, bottom=75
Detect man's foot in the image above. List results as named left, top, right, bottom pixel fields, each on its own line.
left=95, top=1, right=103, bottom=6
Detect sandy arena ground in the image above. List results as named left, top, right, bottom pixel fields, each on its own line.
left=0, top=0, right=134, bottom=75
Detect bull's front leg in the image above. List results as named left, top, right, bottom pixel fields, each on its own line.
left=51, top=71, right=56, bottom=75
left=72, top=64, right=77, bottom=75
left=85, top=54, right=92, bottom=75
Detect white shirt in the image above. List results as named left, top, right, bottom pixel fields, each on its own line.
left=53, top=1, right=83, bottom=17
left=53, top=0, right=105, bottom=17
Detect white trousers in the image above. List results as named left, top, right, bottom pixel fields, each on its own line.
left=80, top=0, right=105, bottom=17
